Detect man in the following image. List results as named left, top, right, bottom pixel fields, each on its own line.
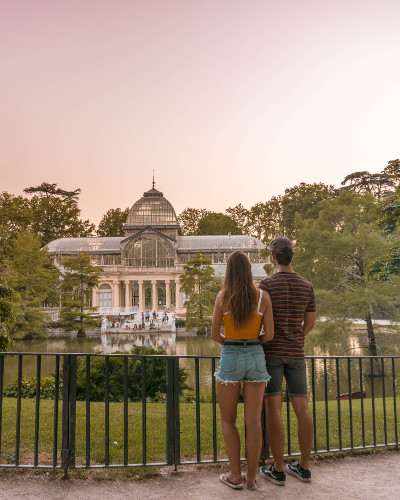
left=259, top=236, right=316, bottom=485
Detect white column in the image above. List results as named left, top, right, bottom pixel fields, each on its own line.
left=92, top=287, right=99, bottom=307
left=175, top=279, right=181, bottom=310
left=138, top=280, right=144, bottom=312
left=165, top=280, right=171, bottom=309
left=152, top=280, right=158, bottom=311
left=112, top=281, right=120, bottom=308
left=124, top=280, right=130, bottom=310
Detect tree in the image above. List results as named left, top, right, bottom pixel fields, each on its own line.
left=180, top=255, right=220, bottom=332
left=24, top=182, right=95, bottom=245
left=97, top=207, right=130, bottom=236
left=225, top=204, right=250, bottom=234
left=295, top=191, right=398, bottom=357
left=197, top=212, right=242, bottom=236
left=0, top=281, right=13, bottom=351
left=0, top=192, right=32, bottom=263
left=340, top=171, right=397, bottom=199
left=5, top=231, right=60, bottom=339
left=177, top=208, right=209, bottom=235
left=247, top=198, right=282, bottom=242
left=59, top=252, right=102, bottom=337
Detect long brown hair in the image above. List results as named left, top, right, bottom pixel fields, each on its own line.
left=221, top=251, right=258, bottom=328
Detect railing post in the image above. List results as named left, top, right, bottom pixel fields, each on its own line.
left=166, top=357, right=175, bottom=465
left=173, top=357, right=181, bottom=468
left=61, top=354, right=76, bottom=470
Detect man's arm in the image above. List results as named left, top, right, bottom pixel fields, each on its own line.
left=303, top=311, right=316, bottom=336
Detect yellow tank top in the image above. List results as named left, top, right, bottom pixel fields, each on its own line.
left=223, top=290, right=263, bottom=340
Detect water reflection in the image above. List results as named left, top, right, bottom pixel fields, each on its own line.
left=3, top=332, right=400, bottom=401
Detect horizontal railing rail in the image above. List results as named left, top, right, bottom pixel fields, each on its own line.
left=0, top=353, right=398, bottom=470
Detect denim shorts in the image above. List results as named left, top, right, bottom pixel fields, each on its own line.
left=264, top=357, right=308, bottom=398
left=215, top=343, right=271, bottom=383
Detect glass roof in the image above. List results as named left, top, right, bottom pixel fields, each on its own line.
left=47, top=237, right=123, bottom=253
left=177, top=235, right=264, bottom=250
left=125, top=185, right=179, bottom=226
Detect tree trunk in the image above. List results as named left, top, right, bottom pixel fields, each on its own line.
left=366, top=312, right=377, bottom=357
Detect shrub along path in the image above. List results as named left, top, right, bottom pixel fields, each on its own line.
left=0, top=450, right=399, bottom=499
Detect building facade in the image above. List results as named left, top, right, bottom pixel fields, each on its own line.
left=47, top=183, right=267, bottom=315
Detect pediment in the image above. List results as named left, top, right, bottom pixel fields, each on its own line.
left=121, top=227, right=177, bottom=247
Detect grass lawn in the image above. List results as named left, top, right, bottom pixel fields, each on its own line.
left=0, top=397, right=399, bottom=466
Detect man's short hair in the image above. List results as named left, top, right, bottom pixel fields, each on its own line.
left=268, top=236, right=293, bottom=265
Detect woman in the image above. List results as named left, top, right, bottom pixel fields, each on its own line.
left=211, top=251, right=274, bottom=490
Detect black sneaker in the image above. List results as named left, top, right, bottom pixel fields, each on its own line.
left=259, top=464, right=286, bottom=486
left=285, top=461, right=311, bottom=483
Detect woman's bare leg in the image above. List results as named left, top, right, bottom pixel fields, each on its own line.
left=243, top=381, right=266, bottom=487
left=217, top=381, right=242, bottom=483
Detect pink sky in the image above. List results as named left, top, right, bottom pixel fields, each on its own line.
left=1, top=0, right=400, bottom=225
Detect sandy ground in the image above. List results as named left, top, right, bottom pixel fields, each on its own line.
left=0, top=451, right=399, bottom=499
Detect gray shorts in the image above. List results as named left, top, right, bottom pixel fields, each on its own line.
left=264, top=357, right=308, bottom=398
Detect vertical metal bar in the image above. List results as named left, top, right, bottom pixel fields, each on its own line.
left=347, top=358, right=353, bottom=449
left=173, top=357, right=181, bottom=467
left=166, top=357, right=174, bottom=465
left=381, top=358, right=387, bottom=445
left=212, top=358, right=217, bottom=461
left=195, top=358, right=201, bottom=462
left=15, top=354, right=23, bottom=466
left=323, top=358, right=330, bottom=451
left=52, top=355, right=60, bottom=468
left=105, top=356, right=110, bottom=466
left=370, top=358, right=376, bottom=446
left=34, top=355, right=41, bottom=466
left=86, top=356, right=91, bottom=467
left=359, top=358, right=365, bottom=448
left=61, top=355, right=70, bottom=469
left=123, top=356, right=128, bottom=466
left=69, top=355, right=76, bottom=468
left=392, top=358, right=398, bottom=446
left=260, top=396, right=267, bottom=462
left=336, top=358, right=342, bottom=450
left=141, top=357, right=147, bottom=465
left=311, top=358, right=317, bottom=452
left=0, top=355, right=4, bottom=458
left=286, top=386, right=291, bottom=456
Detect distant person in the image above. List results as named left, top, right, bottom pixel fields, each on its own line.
left=211, top=251, right=274, bottom=490
left=259, top=237, right=316, bottom=486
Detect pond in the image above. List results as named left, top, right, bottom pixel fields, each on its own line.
left=3, top=327, right=400, bottom=402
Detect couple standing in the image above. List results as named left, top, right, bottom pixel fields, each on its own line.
left=211, top=237, right=316, bottom=490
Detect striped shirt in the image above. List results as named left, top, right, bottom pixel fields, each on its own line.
left=259, top=272, right=316, bottom=359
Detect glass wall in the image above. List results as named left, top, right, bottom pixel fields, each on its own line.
left=124, top=235, right=175, bottom=268
left=99, top=284, right=112, bottom=308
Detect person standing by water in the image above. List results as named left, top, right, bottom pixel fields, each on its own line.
left=259, top=237, right=316, bottom=485
left=211, top=251, right=274, bottom=490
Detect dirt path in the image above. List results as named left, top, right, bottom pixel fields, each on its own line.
left=0, top=451, right=399, bottom=499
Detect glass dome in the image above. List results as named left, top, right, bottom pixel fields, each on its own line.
left=125, top=186, right=178, bottom=227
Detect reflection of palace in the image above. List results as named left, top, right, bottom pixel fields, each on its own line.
left=47, top=181, right=266, bottom=314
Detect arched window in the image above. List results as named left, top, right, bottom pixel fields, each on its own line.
left=123, top=235, right=175, bottom=268
left=99, top=284, right=112, bottom=308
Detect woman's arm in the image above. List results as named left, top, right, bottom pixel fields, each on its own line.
left=259, top=292, right=274, bottom=343
left=211, top=293, right=225, bottom=345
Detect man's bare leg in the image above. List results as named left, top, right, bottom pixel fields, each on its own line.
left=290, top=396, right=313, bottom=470
left=265, top=395, right=285, bottom=472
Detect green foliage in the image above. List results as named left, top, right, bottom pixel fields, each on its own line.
left=177, top=208, right=209, bottom=235
left=369, top=247, right=400, bottom=281
left=225, top=204, right=250, bottom=234
left=75, top=346, right=189, bottom=402
left=180, top=255, right=220, bottom=331
left=3, top=376, right=62, bottom=399
left=340, top=171, right=397, bottom=199
left=197, top=212, right=242, bottom=236
left=60, top=252, right=102, bottom=337
left=5, top=231, right=59, bottom=339
left=0, top=192, right=31, bottom=263
left=97, top=207, right=130, bottom=237
left=174, top=318, right=186, bottom=328
left=295, top=191, right=399, bottom=355
left=0, top=281, right=13, bottom=351
left=24, top=183, right=95, bottom=246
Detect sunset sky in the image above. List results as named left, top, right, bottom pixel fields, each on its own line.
left=1, top=0, right=400, bottom=225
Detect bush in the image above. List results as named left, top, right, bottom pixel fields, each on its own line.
left=175, top=318, right=186, bottom=329
left=75, top=346, right=190, bottom=402
left=3, top=376, right=62, bottom=399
